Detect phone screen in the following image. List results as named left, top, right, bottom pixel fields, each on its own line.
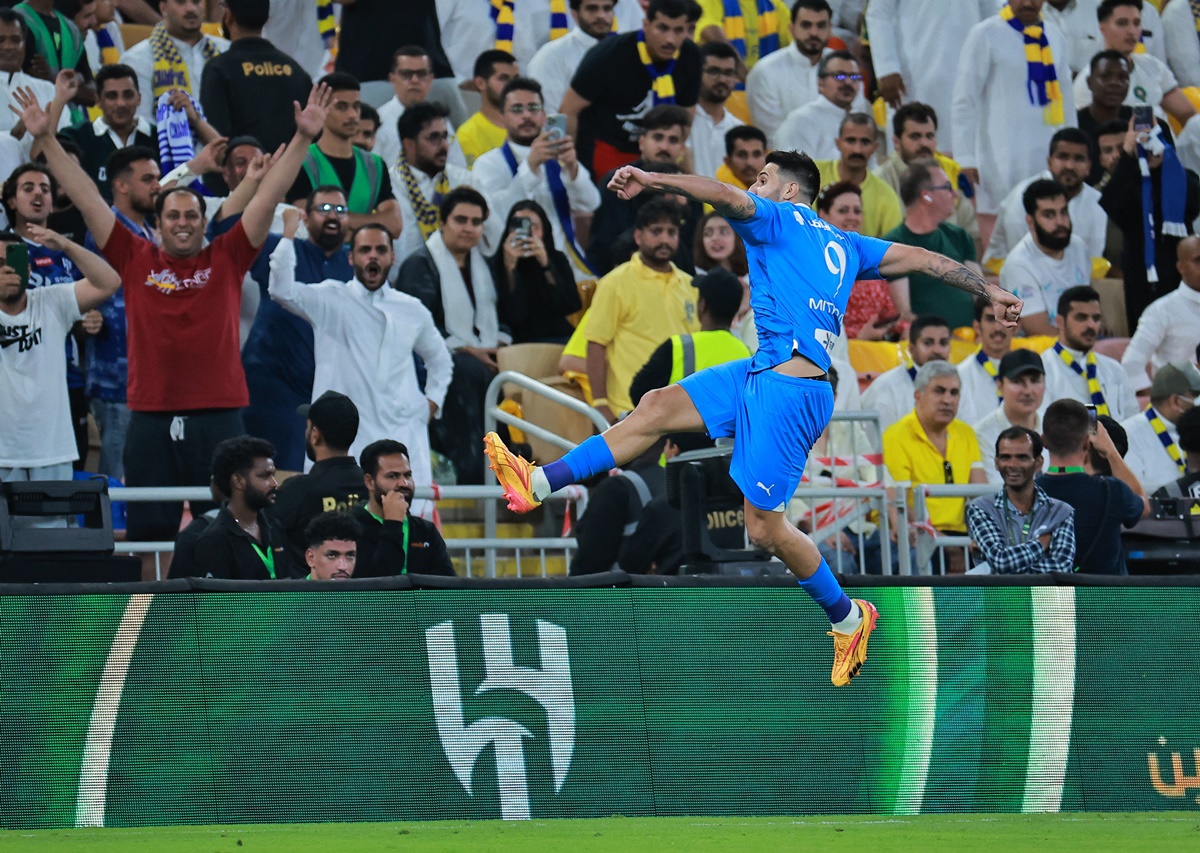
left=5, top=241, right=29, bottom=285
left=546, top=114, right=567, bottom=141
left=1085, top=404, right=1098, bottom=434
left=1133, top=105, right=1154, bottom=133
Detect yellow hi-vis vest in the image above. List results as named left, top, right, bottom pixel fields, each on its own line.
left=668, top=330, right=752, bottom=384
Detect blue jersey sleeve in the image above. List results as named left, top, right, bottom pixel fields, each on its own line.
left=847, top=232, right=892, bottom=279
left=727, top=195, right=784, bottom=246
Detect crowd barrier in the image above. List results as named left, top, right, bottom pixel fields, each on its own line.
left=1, top=576, right=1197, bottom=828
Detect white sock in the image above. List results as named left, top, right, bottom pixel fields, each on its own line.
left=831, top=601, right=862, bottom=634
left=531, top=468, right=552, bottom=502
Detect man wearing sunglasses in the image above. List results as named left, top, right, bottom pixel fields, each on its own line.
left=774, top=50, right=868, bottom=161
left=882, top=359, right=988, bottom=573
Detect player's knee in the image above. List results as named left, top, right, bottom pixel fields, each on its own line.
left=745, top=508, right=784, bottom=554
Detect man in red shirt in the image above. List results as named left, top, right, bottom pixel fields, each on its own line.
left=15, top=82, right=334, bottom=578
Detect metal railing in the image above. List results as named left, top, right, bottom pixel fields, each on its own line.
left=911, top=483, right=1002, bottom=574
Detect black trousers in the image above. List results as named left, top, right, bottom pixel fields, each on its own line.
left=429, top=351, right=493, bottom=485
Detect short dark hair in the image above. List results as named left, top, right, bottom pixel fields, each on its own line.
left=647, top=0, right=691, bottom=19
left=898, top=157, right=937, bottom=207
left=1056, top=285, right=1100, bottom=319
left=699, top=40, right=740, bottom=63
left=765, top=150, right=820, bottom=204
left=439, top=186, right=489, bottom=223
left=306, top=184, right=347, bottom=209
left=94, top=63, right=139, bottom=94
left=635, top=196, right=683, bottom=230
left=893, top=102, right=938, bottom=137
left=392, top=45, right=432, bottom=70
left=973, top=297, right=992, bottom=324
left=53, top=0, right=95, bottom=17
left=211, top=436, right=275, bottom=497
left=473, top=49, right=517, bottom=80
left=995, top=425, right=1043, bottom=458
left=319, top=71, right=360, bottom=93
left=1022, top=178, right=1067, bottom=216
left=815, top=180, right=861, bottom=214
left=224, top=0, right=270, bottom=29
left=1049, top=127, right=1092, bottom=158
left=503, top=199, right=554, bottom=244
left=1096, top=118, right=1129, bottom=138
left=349, top=222, right=392, bottom=248
left=694, top=267, right=743, bottom=327
left=641, top=104, right=691, bottom=132
left=1097, top=0, right=1141, bottom=22
left=500, top=76, right=543, bottom=109
left=724, top=124, right=767, bottom=156
left=1089, top=48, right=1131, bottom=75
left=0, top=8, right=23, bottom=30
left=909, top=314, right=950, bottom=344
left=106, top=146, right=158, bottom=182
left=303, top=511, right=363, bottom=550
left=397, top=101, right=449, bottom=141
left=791, top=0, right=833, bottom=17
left=153, top=185, right=206, bottom=220
left=2, top=164, right=57, bottom=214
left=817, top=49, right=856, bottom=77
left=359, top=102, right=380, bottom=129
left=359, top=439, right=410, bottom=478
left=838, top=111, right=874, bottom=137
left=1042, top=399, right=1090, bottom=455
left=1177, top=406, right=1200, bottom=454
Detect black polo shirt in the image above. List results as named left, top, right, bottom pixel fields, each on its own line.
left=350, top=505, right=455, bottom=577
left=57, top=119, right=157, bottom=202
left=272, top=456, right=366, bottom=567
left=200, top=36, right=314, bottom=154
left=188, top=506, right=295, bottom=580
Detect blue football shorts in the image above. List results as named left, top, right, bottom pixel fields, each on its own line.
left=678, top=358, right=835, bottom=511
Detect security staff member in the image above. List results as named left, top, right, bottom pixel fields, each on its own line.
left=271, top=390, right=366, bottom=568
left=628, top=266, right=751, bottom=402
left=350, top=439, right=455, bottom=577
left=199, top=0, right=313, bottom=154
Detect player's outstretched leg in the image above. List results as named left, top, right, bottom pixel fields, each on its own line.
left=744, top=505, right=878, bottom=685
left=484, top=385, right=706, bottom=513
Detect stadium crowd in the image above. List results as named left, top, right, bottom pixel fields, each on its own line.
left=2, top=0, right=1200, bottom=580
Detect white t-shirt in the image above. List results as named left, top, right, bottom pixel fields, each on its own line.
left=1073, top=51, right=1178, bottom=114
left=0, top=284, right=83, bottom=467
left=1000, top=233, right=1093, bottom=321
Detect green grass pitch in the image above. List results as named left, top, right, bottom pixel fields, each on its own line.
left=2, top=814, right=1198, bottom=852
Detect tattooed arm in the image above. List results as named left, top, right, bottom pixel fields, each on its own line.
left=607, top=166, right=757, bottom=220
left=877, top=243, right=1023, bottom=327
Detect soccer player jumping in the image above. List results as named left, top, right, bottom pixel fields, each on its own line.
left=484, top=152, right=1022, bottom=685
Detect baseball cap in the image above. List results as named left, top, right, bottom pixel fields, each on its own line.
left=297, top=391, right=359, bottom=450
left=997, top=349, right=1045, bottom=381
left=223, top=135, right=266, bottom=165
left=693, top=267, right=744, bottom=323
left=1150, top=362, right=1200, bottom=399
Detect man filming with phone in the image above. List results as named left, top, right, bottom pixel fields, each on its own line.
left=472, top=76, right=601, bottom=286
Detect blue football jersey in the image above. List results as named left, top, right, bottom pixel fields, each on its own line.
left=728, top=196, right=891, bottom=372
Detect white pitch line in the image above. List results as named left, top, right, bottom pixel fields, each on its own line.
left=74, top=593, right=154, bottom=828
left=895, top=587, right=937, bottom=815
left=1023, top=587, right=1077, bottom=813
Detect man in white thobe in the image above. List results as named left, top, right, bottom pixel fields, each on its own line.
left=774, top=50, right=867, bottom=161
left=1120, top=362, right=1200, bottom=494
left=527, top=0, right=616, bottom=113
left=1162, top=0, right=1200, bottom=89
left=745, top=0, right=835, bottom=143
left=472, top=76, right=600, bottom=283
left=952, top=3, right=1076, bottom=214
left=374, top=46, right=467, bottom=173
left=866, top=0, right=994, bottom=153
left=957, top=300, right=1016, bottom=428
left=858, top=316, right=952, bottom=434
left=268, top=218, right=453, bottom=520
left=1121, top=235, right=1200, bottom=391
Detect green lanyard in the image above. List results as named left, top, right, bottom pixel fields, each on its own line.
left=367, top=508, right=409, bottom=571
left=250, top=542, right=276, bottom=579
left=1003, top=501, right=1033, bottom=545
left=1048, top=466, right=1085, bottom=474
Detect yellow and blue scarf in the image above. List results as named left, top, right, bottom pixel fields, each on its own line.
left=637, top=30, right=678, bottom=105
left=1146, top=407, right=1187, bottom=475
left=1137, top=130, right=1188, bottom=284
left=975, top=348, right=1002, bottom=402
left=491, top=0, right=569, bottom=52
left=398, top=159, right=450, bottom=241
left=149, top=22, right=220, bottom=100
left=317, top=0, right=337, bottom=50
left=500, top=142, right=597, bottom=276
left=96, top=26, right=120, bottom=67
left=1053, top=343, right=1108, bottom=416
left=723, top=0, right=779, bottom=60
left=999, top=3, right=1064, bottom=126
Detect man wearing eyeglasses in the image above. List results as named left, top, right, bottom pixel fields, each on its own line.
left=774, top=50, right=868, bottom=160
left=374, top=46, right=467, bottom=174
left=528, top=0, right=619, bottom=120
left=882, top=359, right=989, bottom=573
left=688, top=41, right=744, bottom=180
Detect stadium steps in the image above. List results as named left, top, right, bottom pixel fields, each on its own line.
left=451, top=553, right=569, bottom=578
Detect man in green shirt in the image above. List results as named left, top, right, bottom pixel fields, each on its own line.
left=884, top=158, right=980, bottom=330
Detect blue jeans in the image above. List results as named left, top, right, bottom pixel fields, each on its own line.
left=90, top=399, right=131, bottom=480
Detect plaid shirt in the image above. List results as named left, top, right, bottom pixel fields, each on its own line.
left=966, top=487, right=1076, bottom=574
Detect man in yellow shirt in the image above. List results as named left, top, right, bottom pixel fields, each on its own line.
left=813, top=113, right=903, bottom=238
left=882, top=359, right=988, bottom=572
left=457, top=49, right=518, bottom=166
left=716, top=125, right=767, bottom=189
left=586, top=198, right=699, bottom=422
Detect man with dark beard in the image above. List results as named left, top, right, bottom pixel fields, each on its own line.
left=270, top=390, right=365, bottom=568
left=243, top=186, right=353, bottom=472
left=999, top=179, right=1093, bottom=337
left=187, top=436, right=294, bottom=580
left=349, top=439, right=455, bottom=577
left=269, top=216, right=453, bottom=521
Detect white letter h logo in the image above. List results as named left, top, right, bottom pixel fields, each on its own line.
left=425, top=614, right=575, bottom=819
